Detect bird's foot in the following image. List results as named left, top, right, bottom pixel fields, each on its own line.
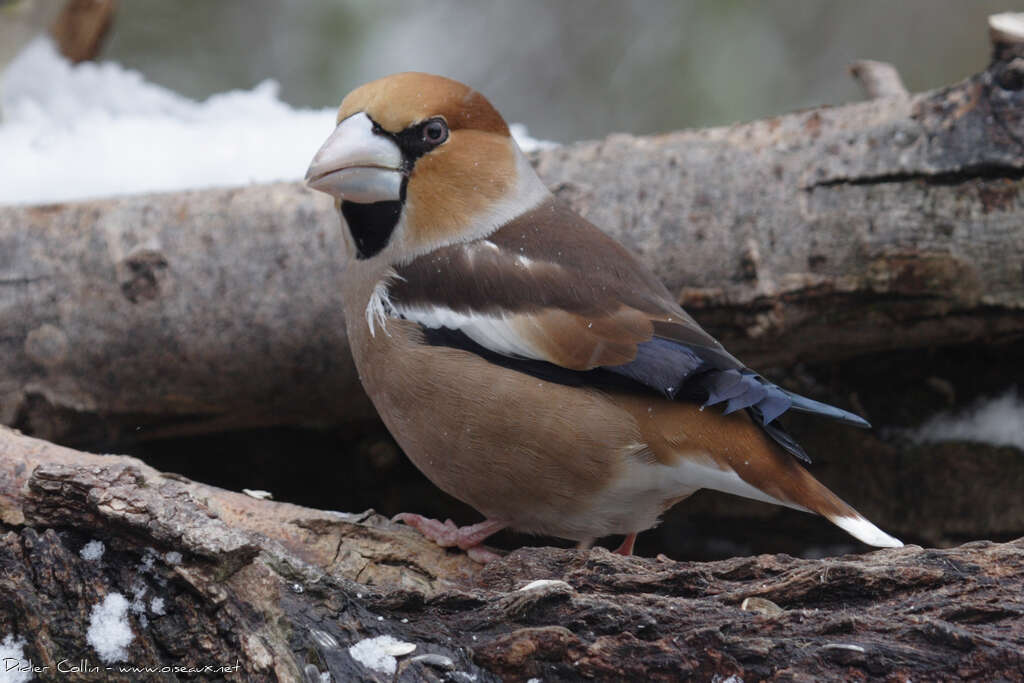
left=612, top=532, right=637, bottom=556
left=392, top=513, right=506, bottom=562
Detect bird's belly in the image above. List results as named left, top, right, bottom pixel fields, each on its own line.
left=549, top=458, right=700, bottom=540
left=353, top=321, right=659, bottom=540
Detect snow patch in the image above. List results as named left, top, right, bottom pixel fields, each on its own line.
left=138, top=548, right=157, bottom=574
left=85, top=593, right=134, bottom=663
left=149, top=597, right=165, bottom=616
left=0, top=634, right=31, bottom=683
left=1, top=38, right=554, bottom=206
left=79, top=540, right=105, bottom=561
left=128, top=579, right=150, bottom=627
left=711, top=676, right=744, bottom=683
left=348, top=635, right=416, bottom=675
left=912, top=389, right=1024, bottom=451
left=0, top=38, right=333, bottom=205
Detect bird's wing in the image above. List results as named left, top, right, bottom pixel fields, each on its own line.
left=390, top=198, right=717, bottom=365
left=387, top=198, right=867, bottom=461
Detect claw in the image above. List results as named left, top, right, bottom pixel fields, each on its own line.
left=393, top=512, right=507, bottom=561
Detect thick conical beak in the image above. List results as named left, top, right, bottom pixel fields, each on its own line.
left=305, top=112, right=404, bottom=203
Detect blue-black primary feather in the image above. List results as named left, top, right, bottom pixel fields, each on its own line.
left=419, top=326, right=869, bottom=465
left=602, top=334, right=870, bottom=462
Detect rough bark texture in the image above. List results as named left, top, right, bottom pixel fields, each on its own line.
left=1, top=426, right=1022, bottom=682
left=2, top=40, right=1023, bottom=445
left=2, top=14, right=1024, bottom=682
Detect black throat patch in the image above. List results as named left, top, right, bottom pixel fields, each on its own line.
left=341, top=199, right=403, bottom=260
left=342, top=115, right=445, bottom=259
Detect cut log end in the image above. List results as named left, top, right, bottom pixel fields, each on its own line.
left=990, top=12, right=1024, bottom=61
left=990, top=12, right=1024, bottom=45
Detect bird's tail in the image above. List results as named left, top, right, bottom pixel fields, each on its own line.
left=827, top=508, right=904, bottom=548
left=620, top=398, right=903, bottom=548
left=697, top=410, right=902, bottom=548
left=734, top=444, right=903, bottom=548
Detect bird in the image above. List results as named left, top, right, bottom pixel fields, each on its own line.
left=305, top=72, right=902, bottom=561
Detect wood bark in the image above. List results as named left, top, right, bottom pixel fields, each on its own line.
left=1, top=426, right=1022, bottom=681
left=1, top=13, right=1024, bottom=682
left=1, top=34, right=1023, bottom=444
left=50, top=0, right=117, bottom=64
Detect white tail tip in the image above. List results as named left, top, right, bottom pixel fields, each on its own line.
left=831, top=515, right=903, bottom=548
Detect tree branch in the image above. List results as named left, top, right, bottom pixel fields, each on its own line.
left=849, top=59, right=909, bottom=99
left=50, top=0, right=117, bottom=63
left=3, top=37, right=1023, bottom=444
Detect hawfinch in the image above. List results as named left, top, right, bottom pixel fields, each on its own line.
left=305, top=73, right=902, bottom=561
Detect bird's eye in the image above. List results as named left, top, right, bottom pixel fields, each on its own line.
left=421, top=118, right=448, bottom=144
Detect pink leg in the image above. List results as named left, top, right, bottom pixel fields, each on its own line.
left=393, top=513, right=506, bottom=562
left=612, top=532, right=638, bottom=556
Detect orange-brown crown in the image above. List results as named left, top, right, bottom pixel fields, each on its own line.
left=329, top=73, right=549, bottom=258
left=337, top=72, right=510, bottom=137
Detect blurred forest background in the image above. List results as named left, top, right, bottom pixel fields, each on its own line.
left=103, top=0, right=1019, bottom=141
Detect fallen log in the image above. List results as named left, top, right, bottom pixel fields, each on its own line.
left=1, top=427, right=1021, bottom=681
left=2, top=18, right=1023, bottom=445
left=1, top=12, right=1024, bottom=681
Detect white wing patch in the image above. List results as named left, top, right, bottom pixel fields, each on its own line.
left=373, top=220, right=555, bottom=352
left=393, top=303, right=548, bottom=361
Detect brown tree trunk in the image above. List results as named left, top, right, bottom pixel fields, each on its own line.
left=50, top=0, right=117, bottom=63
left=1, top=426, right=1021, bottom=681
left=2, top=20, right=1023, bottom=445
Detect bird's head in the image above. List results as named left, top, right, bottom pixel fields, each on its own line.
left=306, top=72, right=549, bottom=262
